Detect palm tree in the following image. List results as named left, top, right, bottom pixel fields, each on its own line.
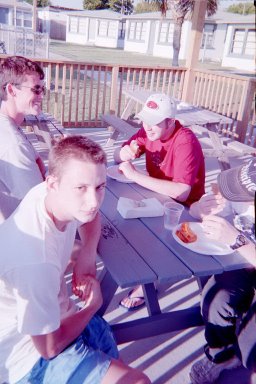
left=153, top=0, right=218, bottom=66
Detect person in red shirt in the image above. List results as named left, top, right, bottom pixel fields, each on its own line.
left=114, top=93, right=205, bottom=310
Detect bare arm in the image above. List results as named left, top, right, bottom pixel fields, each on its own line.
left=118, top=161, right=191, bottom=202
left=72, top=213, right=101, bottom=295
left=31, top=276, right=102, bottom=359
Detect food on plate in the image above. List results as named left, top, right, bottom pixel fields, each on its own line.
left=176, top=222, right=197, bottom=243
left=130, top=140, right=140, bottom=157
left=211, top=182, right=220, bottom=195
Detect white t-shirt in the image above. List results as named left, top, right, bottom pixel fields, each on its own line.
left=0, top=113, right=44, bottom=223
left=0, top=182, right=78, bottom=383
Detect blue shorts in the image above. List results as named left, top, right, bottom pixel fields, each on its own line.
left=16, top=315, right=119, bottom=384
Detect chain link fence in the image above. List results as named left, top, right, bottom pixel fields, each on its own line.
left=0, top=25, right=49, bottom=58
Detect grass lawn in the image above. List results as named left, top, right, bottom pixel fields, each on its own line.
left=49, top=39, right=228, bottom=71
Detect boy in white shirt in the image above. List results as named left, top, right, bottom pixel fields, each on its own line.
left=0, top=135, right=150, bottom=384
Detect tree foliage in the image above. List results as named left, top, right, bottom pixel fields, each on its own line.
left=109, top=0, right=134, bottom=14
left=135, top=1, right=161, bottom=13
left=227, top=2, right=255, bottom=15
left=83, top=0, right=108, bottom=9
left=152, top=0, right=218, bottom=66
left=25, top=0, right=51, bottom=6
left=155, top=0, right=218, bottom=18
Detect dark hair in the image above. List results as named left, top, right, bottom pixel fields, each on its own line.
left=48, top=135, right=107, bottom=178
left=0, top=56, right=44, bottom=101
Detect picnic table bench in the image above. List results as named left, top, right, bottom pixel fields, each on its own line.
left=101, top=113, right=140, bottom=146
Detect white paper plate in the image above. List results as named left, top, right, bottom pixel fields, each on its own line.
left=107, top=164, right=147, bottom=183
left=172, top=222, right=234, bottom=256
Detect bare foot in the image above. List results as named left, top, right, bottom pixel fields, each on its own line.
left=119, top=285, right=145, bottom=311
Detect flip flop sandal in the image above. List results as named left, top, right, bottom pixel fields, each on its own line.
left=119, top=289, right=145, bottom=311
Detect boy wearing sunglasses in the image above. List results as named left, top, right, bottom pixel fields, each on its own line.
left=0, top=55, right=46, bottom=223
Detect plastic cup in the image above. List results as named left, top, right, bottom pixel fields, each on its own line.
left=164, top=201, right=184, bottom=230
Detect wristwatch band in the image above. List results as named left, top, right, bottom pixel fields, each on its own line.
left=230, top=234, right=247, bottom=250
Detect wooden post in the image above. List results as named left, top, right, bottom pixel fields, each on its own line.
left=109, top=66, right=119, bottom=115
left=236, top=78, right=255, bottom=143
left=182, top=0, right=207, bottom=103
left=13, top=0, right=17, bottom=28
left=32, top=0, right=37, bottom=32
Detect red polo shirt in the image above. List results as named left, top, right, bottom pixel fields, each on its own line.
left=122, top=120, right=205, bottom=206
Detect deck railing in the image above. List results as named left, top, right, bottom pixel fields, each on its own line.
left=191, top=69, right=256, bottom=145
left=1, top=56, right=255, bottom=146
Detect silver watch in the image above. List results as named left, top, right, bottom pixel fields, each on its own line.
left=230, top=234, right=247, bottom=250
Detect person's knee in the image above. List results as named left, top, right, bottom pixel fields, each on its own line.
left=115, top=367, right=151, bottom=384
left=102, top=359, right=151, bottom=384
left=128, top=368, right=151, bottom=384
left=202, top=289, right=236, bottom=325
left=241, top=345, right=256, bottom=372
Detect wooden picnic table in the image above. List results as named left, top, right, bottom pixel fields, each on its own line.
left=22, top=113, right=64, bottom=149
left=121, top=88, right=233, bottom=128
left=97, top=171, right=252, bottom=345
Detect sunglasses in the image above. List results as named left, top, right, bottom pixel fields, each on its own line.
left=14, top=84, right=46, bottom=96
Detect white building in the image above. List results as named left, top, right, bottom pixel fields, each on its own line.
left=123, top=9, right=255, bottom=72
left=0, top=0, right=33, bottom=29
left=38, top=5, right=255, bottom=73
left=37, top=6, right=82, bottom=40
left=66, top=9, right=126, bottom=49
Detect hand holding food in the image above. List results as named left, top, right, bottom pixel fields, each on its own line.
left=119, top=142, right=138, bottom=161
left=130, top=140, right=140, bottom=157
left=176, top=222, right=197, bottom=243
left=73, top=274, right=103, bottom=310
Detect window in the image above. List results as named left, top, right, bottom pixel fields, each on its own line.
left=98, top=20, right=116, bottom=38
left=158, top=21, right=173, bottom=44
left=69, top=17, right=78, bottom=33
left=15, top=10, right=32, bottom=28
left=23, top=12, right=32, bottom=28
left=128, top=21, right=146, bottom=41
left=201, top=24, right=216, bottom=49
left=244, top=29, right=255, bottom=56
left=78, top=18, right=87, bottom=34
left=230, top=27, right=255, bottom=57
left=16, top=11, right=22, bottom=27
left=0, top=7, right=9, bottom=24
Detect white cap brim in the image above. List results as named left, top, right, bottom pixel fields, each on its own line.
left=135, top=110, right=169, bottom=126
